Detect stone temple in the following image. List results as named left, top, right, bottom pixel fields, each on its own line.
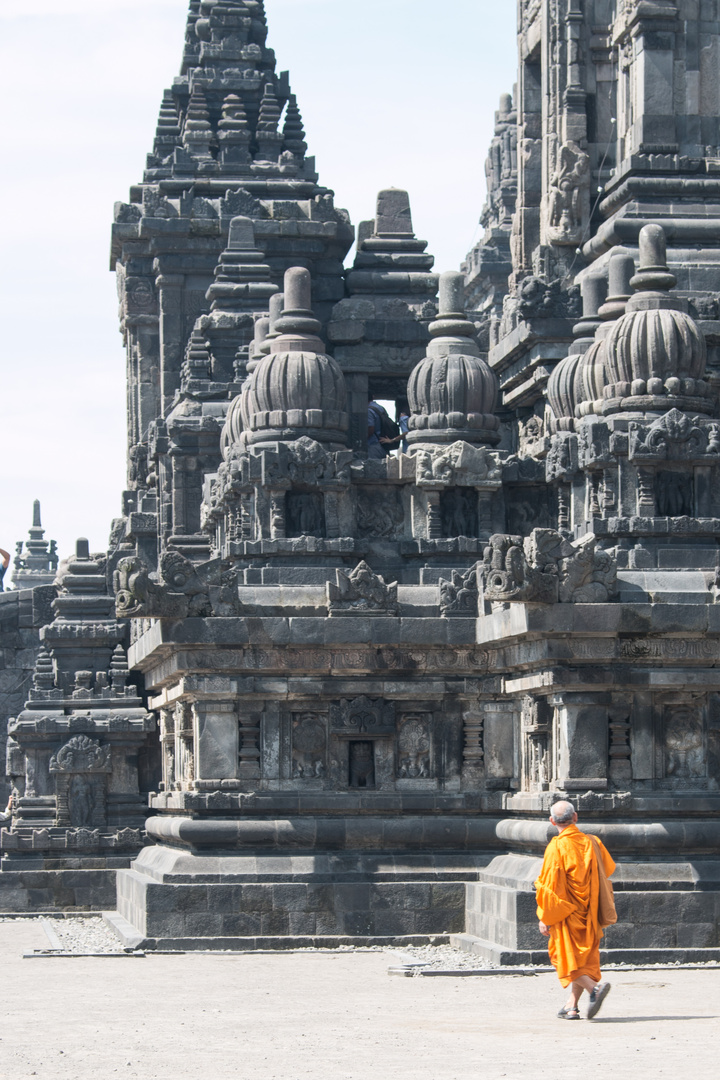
left=2, top=0, right=720, bottom=961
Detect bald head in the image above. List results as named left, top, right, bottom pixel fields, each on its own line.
left=550, top=800, right=576, bottom=826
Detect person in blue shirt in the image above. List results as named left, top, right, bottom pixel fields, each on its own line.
left=0, top=548, right=9, bottom=593
left=396, top=400, right=410, bottom=454
left=379, top=399, right=410, bottom=455
left=367, top=396, right=393, bottom=459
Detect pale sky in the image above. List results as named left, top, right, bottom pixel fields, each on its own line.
left=0, top=0, right=517, bottom=571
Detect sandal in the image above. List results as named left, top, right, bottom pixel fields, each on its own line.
left=557, top=1005, right=580, bottom=1020
left=587, top=981, right=611, bottom=1019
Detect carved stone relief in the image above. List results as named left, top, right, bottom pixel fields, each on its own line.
left=286, top=491, right=326, bottom=538
left=356, top=489, right=404, bottom=539
left=49, top=736, right=112, bottom=828
left=330, top=697, right=395, bottom=736
left=545, top=141, right=589, bottom=246
left=440, top=487, right=478, bottom=538
left=291, top=712, right=327, bottom=779
left=327, top=562, right=398, bottom=617
left=664, top=705, right=704, bottom=780
left=655, top=471, right=694, bottom=518
left=396, top=714, right=431, bottom=779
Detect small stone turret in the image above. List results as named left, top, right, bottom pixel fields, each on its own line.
left=406, top=271, right=499, bottom=446
left=12, top=501, right=59, bottom=590
left=603, top=225, right=710, bottom=416
left=242, top=268, right=349, bottom=448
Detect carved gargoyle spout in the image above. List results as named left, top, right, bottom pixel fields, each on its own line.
left=113, top=557, right=188, bottom=619
left=482, top=529, right=617, bottom=605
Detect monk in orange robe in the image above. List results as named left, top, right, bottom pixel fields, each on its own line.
left=535, top=800, right=615, bottom=1019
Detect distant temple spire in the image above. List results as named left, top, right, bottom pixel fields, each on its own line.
left=12, top=500, right=59, bottom=590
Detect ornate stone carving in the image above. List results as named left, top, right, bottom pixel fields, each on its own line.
left=629, top=409, right=718, bottom=462
left=546, top=141, right=590, bottom=245
left=397, top=715, right=431, bottom=778
left=665, top=705, right=705, bottom=779
left=440, top=487, right=479, bottom=537
left=545, top=432, right=579, bottom=483
left=113, top=557, right=187, bottom=619
left=291, top=712, right=327, bottom=779
left=49, top=736, right=112, bottom=829
left=330, top=697, right=395, bottom=736
left=356, top=489, right=404, bottom=539
left=286, top=491, right=326, bottom=538
left=49, top=736, right=112, bottom=774
left=114, top=555, right=240, bottom=619
left=327, top=562, right=398, bottom=617
left=439, top=563, right=480, bottom=617
left=483, top=529, right=617, bottom=604
left=414, top=441, right=501, bottom=487
left=483, top=533, right=559, bottom=603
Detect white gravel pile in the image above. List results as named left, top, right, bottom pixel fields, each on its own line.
left=388, top=943, right=499, bottom=971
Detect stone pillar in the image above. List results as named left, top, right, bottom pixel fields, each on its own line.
left=551, top=692, right=609, bottom=791
left=617, top=1, right=679, bottom=155
left=193, top=701, right=239, bottom=782
left=157, top=272, right=185, bottom=415
left=159, top=707, right=176, bottom=790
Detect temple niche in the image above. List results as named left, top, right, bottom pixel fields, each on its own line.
left=3, top=0, right=720, bottom=961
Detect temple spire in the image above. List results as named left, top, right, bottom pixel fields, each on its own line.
left=282, top=93, right=307, bottom=159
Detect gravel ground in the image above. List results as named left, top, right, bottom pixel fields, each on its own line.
left=1, top=917, right=499, bottom=966
left=0, top=916, right=127, bottom=954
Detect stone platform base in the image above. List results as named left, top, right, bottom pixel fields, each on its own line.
left=460, top=853, right=720, bottom=965
left=104, top=909, right=451, bottom=952
left=0, top=855, right=141, bottom=912
left=114, top=842, right=491, bottom=948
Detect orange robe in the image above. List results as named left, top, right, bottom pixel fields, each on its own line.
left=534, top=824, right=616, bottom=987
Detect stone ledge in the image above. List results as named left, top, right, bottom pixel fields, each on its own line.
left=104, top=917, right=452, bottom=953
left=451, top=933, right=720, bottom=968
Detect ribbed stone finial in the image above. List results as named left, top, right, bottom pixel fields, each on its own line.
left=242, top=266, right=348, bottom=447
left=603, top=224, right=709, bottom=414
left=406, top=272, right=499, bottom=446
